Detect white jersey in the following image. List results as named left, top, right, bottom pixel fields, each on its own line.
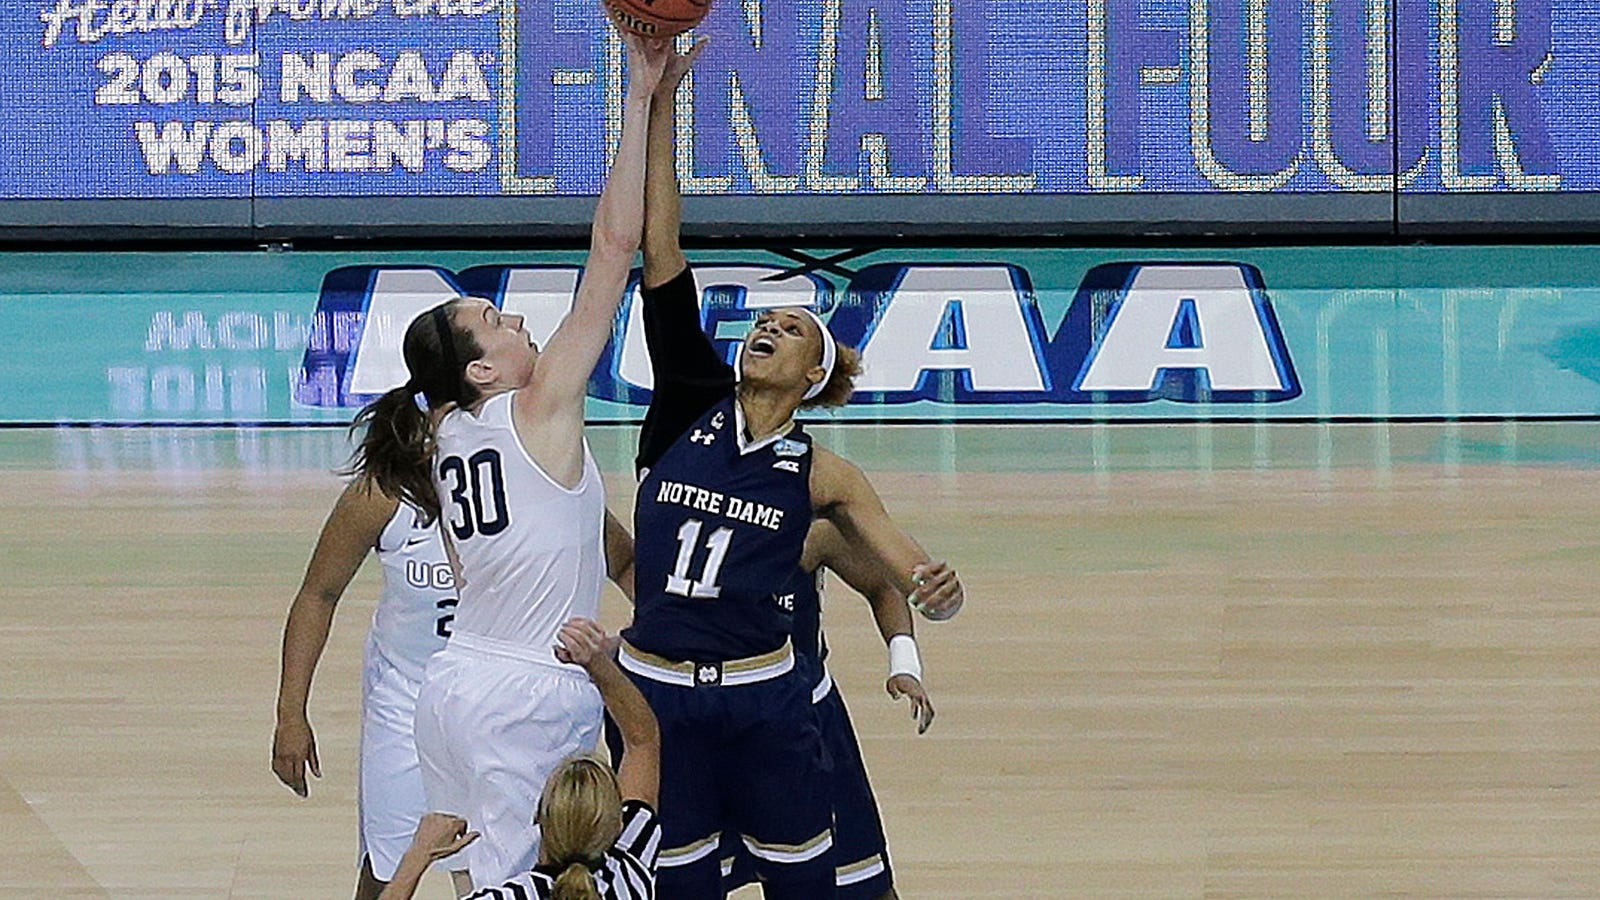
left=369, top=503, right=456, bottom=684
left=432, top=391, right=607, bottom=664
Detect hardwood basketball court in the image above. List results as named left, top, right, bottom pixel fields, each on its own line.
left=3, top=422, right=1598, bottom=897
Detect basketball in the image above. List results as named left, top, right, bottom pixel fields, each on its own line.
left=604, top=0, right=710, bottom=38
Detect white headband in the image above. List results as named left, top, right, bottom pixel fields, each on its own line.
left=797, top=308, right=838, bottom=401
left=736, top=308, right=838, bottom=401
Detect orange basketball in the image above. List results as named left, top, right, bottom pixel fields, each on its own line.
left=605, top=0, right=711, bottom=38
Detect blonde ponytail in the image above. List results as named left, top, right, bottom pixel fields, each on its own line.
left=551, top=861, right=601, bottom=900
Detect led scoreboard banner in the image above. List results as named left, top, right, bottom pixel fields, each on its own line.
left=2, top=0, right=1598, bottom=237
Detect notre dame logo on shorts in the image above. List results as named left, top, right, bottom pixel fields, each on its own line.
left=695, top=662, right=723, bottom=687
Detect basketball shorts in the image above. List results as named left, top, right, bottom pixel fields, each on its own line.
left=357, top=638, right=434, bottom=882
left=619, top=640, right=836, bottom=900
left=720, top=660, right=894, bottom=899
left=413, top=634, right=604, bottom=889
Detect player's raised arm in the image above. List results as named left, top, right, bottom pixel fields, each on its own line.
left=636, top=38, right=732, bottom=474
left=642, top=37, right=705, bottom=289
left=273, top=479, right=397, bottom=797
left=515, top=36, right=670, bottom=477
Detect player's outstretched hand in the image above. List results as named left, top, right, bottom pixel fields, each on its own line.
left=555, top=617, right=612, bottom=669
left=910, top=560, right=964, bottom=621
left=622, top=33, right=672, bottom=97
left=887, top=674, right=935, bottom=735
left=657, top=36, right=708, bottom=98
left=271, top=716, right=321, bottom=798
left=408, top=813, right=480, bottom=863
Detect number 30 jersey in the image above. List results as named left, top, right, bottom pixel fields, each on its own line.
left=625, top=396, right=816, bottom=662
left=432, top=391, right=607, bottom=661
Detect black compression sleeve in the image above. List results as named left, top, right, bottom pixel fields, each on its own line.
left=635, top=266, right=736, bottom=474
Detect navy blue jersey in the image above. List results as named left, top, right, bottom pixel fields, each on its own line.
left=789, top=567, right=827, bottom=662
left=625, top=397, right=817, bottom=661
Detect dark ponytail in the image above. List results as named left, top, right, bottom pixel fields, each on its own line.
left=345, top=298, right=484, bottom=522
left=346, top=385, right=438, bottom=520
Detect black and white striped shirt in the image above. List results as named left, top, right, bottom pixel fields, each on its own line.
left=467, top=801, right=662, bottom=900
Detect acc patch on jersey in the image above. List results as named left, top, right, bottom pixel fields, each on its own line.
left=774, top=439, right=809, bottom=458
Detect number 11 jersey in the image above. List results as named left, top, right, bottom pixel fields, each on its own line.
left=432, top=391, right=607, bottom=661
left=625, top=396, right=815, bottom=663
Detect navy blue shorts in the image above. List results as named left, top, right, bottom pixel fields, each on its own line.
left=620, top=663, right=836, bottom=900
left=721, top=662, right=894, bottom=899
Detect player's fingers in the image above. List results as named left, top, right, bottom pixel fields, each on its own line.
left=684, top=36, right=710, bottom=64
left=308, top=741, right=321, bottom=779
left=284, top=762, right=308, bottom=796
left=924, top=565, right=956, bottom=590
left=917, top=698, right=936, bottom=734
left=927, top=578, right=963, bottom=610
left=563, top=618, right=603, bottom=646
left=272, top=756, right=304, bottom=795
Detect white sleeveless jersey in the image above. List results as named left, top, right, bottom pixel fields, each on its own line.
left=370, top=502, right=456, bottom=684
left=432, top=391, right=606, bottom=663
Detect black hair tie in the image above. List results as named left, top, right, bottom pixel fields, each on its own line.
left=430, top=305, right=460, bottom=397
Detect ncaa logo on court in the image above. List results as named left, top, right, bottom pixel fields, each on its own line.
left=295, top=260, right=1299, bottom=412
left=1052, top=262, right=1301, bottom=404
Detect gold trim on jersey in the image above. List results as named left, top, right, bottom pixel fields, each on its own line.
left=740, top=829, right=835, bottom=864
left=837, top=852, right=888, bottom=884
left=657, top=831, right=722, bottom=868
left=618, top=639, right=795, bottom=687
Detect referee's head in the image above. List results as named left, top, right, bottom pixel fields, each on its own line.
left=537, top=753, right=624, bottom=897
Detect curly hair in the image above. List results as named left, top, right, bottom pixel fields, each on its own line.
left=801, top=342, right=862, bottom=410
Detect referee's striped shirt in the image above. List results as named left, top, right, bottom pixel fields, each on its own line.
left=466, top=800, right=662, bottom=900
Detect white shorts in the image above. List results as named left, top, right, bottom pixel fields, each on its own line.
left=358, top=639, right=432, bottom=882
left=413, top=636, right=604, bottom=888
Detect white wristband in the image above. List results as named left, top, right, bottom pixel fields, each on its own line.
left=887, top=634, right=922, bottom=683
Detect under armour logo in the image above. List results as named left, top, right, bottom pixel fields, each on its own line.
left=695, top=663, right=722, bottom=686
left=772, top=460, right=800, bottom=473
left=690, top=429, right=715, bottom=446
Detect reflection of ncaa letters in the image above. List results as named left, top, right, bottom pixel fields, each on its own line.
left=301, top=261, right=1298, bottom=412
